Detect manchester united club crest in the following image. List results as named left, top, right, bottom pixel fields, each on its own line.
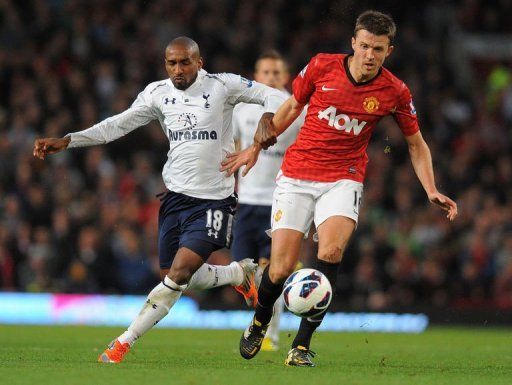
left=363, top=96, right=379, bottom=114
left=274, top=209, right=283, bottom=222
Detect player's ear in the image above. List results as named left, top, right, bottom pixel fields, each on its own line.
left=386, top=45, right=394, bottom=57
left=197, top=57, right=203, bottom=70
left=351, top=36, right=356, bottom=51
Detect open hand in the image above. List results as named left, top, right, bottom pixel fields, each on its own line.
left=428, top=191, right=458, bottom=221
left=220, top=144, right=261, bottom=177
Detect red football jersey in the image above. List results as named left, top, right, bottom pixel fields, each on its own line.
left=281, top=53, right=419, bottom=183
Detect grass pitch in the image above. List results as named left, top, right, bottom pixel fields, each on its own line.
left=0, top=325, right=510, bottom=385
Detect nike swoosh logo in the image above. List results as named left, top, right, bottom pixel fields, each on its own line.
left=322, top=85, right=337, bottom=91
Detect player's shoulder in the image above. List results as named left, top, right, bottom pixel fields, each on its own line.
left=143, top=79, right=172, bottom=96
left=203, top=71, right=228, bottom=85
left=203, top=72, right=258, bottom=95
left=309, top=53, right=345, bottom=67
left=204, top=72, right=248, bottom=85
left=379, top=67, right=409, bottom=94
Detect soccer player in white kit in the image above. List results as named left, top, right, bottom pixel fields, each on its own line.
left=33, top=37, right=286, bottom=363
left=231, top=51, right=303, bottom=351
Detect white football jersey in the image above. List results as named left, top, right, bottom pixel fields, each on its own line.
left=66, top=70, right=285, bottom=199
left=233, top=89, right=304, bottom=206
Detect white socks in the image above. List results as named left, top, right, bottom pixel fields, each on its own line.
left=117, top=263, right=243, bottom=347
left=266, top=294, right=284, bottom=344
left=187, top=262, right=243, bottom=290
left=118, top=276, right=186, bottom=346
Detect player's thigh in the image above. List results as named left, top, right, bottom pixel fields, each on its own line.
left=180, top=195, right=236, bottom=260
left=158, top=209, right=180, bottom=273
left=270, top=182, right=315, bottom=236
left=268, top=182, right=315, bottom=282
left=314, top=180, right=362, bottom=263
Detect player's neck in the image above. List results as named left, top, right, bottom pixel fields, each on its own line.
left=347, top=56, right=378, bottom=83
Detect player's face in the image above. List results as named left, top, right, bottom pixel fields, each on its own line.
left=351, top=29, right=394, bottom=79
left=254, top=59, right=289, bottom=89
left=165, top=46, right=203, bottom=90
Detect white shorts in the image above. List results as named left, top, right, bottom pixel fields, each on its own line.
left=270, top=171, right=364, bottom=235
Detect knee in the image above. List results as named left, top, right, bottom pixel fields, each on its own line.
left=318, top=244, right=344, bottom=263
left=167, top=265, right=194, bottom=285
left=269, top=261, right=296, bottom=283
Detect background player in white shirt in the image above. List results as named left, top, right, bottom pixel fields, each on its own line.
left=231, top=51, right=303, bottom=351
left=33, top=37, right=285, bottom=363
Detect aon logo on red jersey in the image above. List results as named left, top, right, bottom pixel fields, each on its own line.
left=318, top=106, right=367, bottom=135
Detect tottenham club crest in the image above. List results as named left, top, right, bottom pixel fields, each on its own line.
left=202, top=93, right=211, bottom=108
left=363, top=96, right=379, bottom=114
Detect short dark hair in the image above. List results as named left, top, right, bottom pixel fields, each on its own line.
left=354, top=10, right=396, bottom=44
left=255, top=50, right=288, bottom=72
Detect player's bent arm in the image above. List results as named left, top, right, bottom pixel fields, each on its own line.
left=272, top=95, right=306, bottom=136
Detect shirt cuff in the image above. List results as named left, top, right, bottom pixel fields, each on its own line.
left=264, top=93, right=285, bottom=114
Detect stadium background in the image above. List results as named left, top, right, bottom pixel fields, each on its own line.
left=0, top=0, right=511, bottom=326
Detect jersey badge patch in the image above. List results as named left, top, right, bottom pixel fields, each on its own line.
left=363, top=96, right=379, bottom=114
left=203, top=93, right=211, bottom=108
left=274, top=209, right=283, bottom=222
left=241, top=77, right=253, bottom=88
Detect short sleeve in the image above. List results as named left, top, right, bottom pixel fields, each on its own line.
left=292, top=56, right=319, bottom=105
left=393, top=82, right=420, bottom=136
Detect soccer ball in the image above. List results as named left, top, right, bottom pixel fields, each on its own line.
left=282, top=268, right=332, bottom=318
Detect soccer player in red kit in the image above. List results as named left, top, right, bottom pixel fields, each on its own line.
left=222, top=10, right=458, bottom=366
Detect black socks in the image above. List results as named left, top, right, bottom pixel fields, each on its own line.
left=292, top=259, right=340, bottom=349
left=254, top=266, right=284, bottom=326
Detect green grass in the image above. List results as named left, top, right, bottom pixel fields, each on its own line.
left=0, top=325, right=510, bottom=385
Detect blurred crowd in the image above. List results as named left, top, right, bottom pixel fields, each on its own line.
left=0, top=0, right=511, bottom=310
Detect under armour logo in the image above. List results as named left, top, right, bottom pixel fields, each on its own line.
left=203, top=93, right=210, bottom=108
left=164, top=97, right=176, bottom=105
left=208, top=229, right=218, bottom=239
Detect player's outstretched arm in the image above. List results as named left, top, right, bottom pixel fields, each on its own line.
left=405, top=131, right=458, bottom=221
left=255, top=95, right=305, bottom=149
left=33, top=137, right=71, bottom=160
left=273, top=96, right=305, bottom=134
